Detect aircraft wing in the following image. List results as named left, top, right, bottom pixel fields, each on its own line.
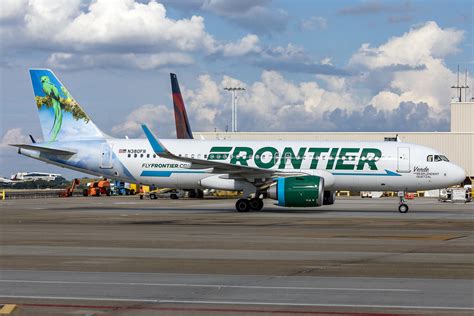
left=10, top=144, right=77, bottom=156
left=142, top=124, right=302, bottom=182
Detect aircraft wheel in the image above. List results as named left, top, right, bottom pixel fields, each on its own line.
left=235, top=199, right=251, bottom=212
left=398, top=203, right=409, bottom=213
left=249, top=198, right=264, bottom=211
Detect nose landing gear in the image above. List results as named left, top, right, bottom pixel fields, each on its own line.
left=398, top=191, right=409, bottom=213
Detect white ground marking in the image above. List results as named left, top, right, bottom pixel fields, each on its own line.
left=0, top=279, right=417, bottom=292
left=0, top=295, right=472, bottom=310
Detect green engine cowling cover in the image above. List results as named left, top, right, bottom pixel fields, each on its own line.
left=272, top=175, right=324, bottom=207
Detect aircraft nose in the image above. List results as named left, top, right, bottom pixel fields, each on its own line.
left=451, top=164, right=466, bottom=184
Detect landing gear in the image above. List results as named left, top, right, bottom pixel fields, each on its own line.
left=235, top=199, right=251, bottom=212
left=398, top=203, right=409, bottom=213
left=398, top=191, right=409, bottom=213
left=235, top=198, right=264, bottom=212
left=249, top=198, right=264, bottom=211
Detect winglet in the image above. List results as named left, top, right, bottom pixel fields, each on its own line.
left=141, top=124, right=166, bottom=154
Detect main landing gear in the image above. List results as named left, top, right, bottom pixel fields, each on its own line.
left=398, top=191, right=409, bottom=213
left=235, top=198, right=264, bottom=212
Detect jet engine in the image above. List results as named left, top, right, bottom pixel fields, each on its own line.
left=267, top=175, right=324, bottom=207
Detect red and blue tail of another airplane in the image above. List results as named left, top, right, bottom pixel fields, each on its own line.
left=170, top=73, right=193, bottom=139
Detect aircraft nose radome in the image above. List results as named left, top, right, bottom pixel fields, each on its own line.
left=452, top=164, right=466, bottom=184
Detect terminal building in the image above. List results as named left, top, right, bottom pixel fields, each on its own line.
left=195, top=100, right=474, bottom=182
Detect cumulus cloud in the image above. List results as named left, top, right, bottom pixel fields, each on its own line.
left=324, top=102, right=449, bottom=132
left=1, top=0, right=262, bottom=70
left=299, top=16, right=328, bottom=31
left=0, top=0, right=28, bottom=23
left=337, top=1, right=411, bottom=15
left=112, top=104, right=175, bottom=138
left=350, top=21, right=469, bottom=111
left=47, top=52, right=195, bottom=70
left=1, top=128, right=30, bottom=147
left=219, top=34, right=261, bottom=57
left=254, top=44, right=351, bottom=76
left=163, top=0, right=289, bottom=34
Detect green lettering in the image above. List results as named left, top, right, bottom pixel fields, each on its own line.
left=278, top=147, right=306, bottom=169
left=308, top=147, right=329, bottom=169
left=254, top=147, right=278, bottom=169
left=335, top=148, right=359, bottom=170
left=326, top=148, right=339, bottom=170
left=230, top=147, right=253, bottom=166
left=208, top=146, right=232, bottom=161
left=357, top=148, right=382, bottom=170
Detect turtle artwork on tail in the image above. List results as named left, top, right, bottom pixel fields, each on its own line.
left=40, top=75, right=62, bottom=142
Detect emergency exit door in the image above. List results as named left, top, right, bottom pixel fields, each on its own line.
left=397, top=147, right=410, bottom=173
left=100, top=143, right=113, bottom=169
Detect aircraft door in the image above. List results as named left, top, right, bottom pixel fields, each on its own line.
left=100, top=143, right=113, bottom=169
left=397, top=147, right=410, bottom=173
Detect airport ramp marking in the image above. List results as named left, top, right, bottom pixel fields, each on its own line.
left=0, top=296, right=472, bottom=311
left=0, top=279, right=417, bottom=292
left=0, top=304, right=16, bottom=314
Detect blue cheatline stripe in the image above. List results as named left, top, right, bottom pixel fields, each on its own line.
left=277, top=177, right=285, bottom=206
left=332, top=169, right=401, bottom=177
left=141, top=124, right=165, bottom=154
left=141, top=170, right=207, bottom=177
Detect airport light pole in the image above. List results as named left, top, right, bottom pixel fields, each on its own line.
left=224, top=87, right=245, bottom=132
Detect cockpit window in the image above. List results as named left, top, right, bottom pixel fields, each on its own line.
left=434, top=155, right=442, bottom=162
left=440, top=155, right=449, bottom=162
left=427, top=155, right=433, bottom=162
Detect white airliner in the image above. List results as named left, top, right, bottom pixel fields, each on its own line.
left=12, top=69, right=466, bottom=213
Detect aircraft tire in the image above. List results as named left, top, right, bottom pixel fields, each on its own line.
left=249, top=198, right=264, bottom=211
left=235, top=199, right=251, bottom=212
left=398, top=203, right=409, bottom=213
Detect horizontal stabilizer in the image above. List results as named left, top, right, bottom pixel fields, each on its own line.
left=10, top=144, right=77, bottom=156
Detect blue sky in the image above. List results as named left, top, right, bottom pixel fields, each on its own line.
left=0, top=0, right=472, bottom=179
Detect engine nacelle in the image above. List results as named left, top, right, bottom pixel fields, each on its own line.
left=267, top=175, right=324, bottom=207
left=323, top=190, right=336, bottom=205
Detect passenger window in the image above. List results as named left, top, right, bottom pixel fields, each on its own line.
left=204, top=154, right=207, bottom=159
left=147, top=154, right=150, bottom=158
left=128, top=154, right=131, bottom=158
left=134, top=154, right=137, bottom=158
left=140, top=154, right=143, bottom=158
left=427, top=155, right=433, bottom=162
left=153, top=154, right=156, bottom=158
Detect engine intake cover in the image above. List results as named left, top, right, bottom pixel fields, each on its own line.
left=268, top=175, right=324, bottom=207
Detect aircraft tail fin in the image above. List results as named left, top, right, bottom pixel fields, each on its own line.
left=29, top=69, right=107, bottom=142
left=170, top=73, right=193, bottom=139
